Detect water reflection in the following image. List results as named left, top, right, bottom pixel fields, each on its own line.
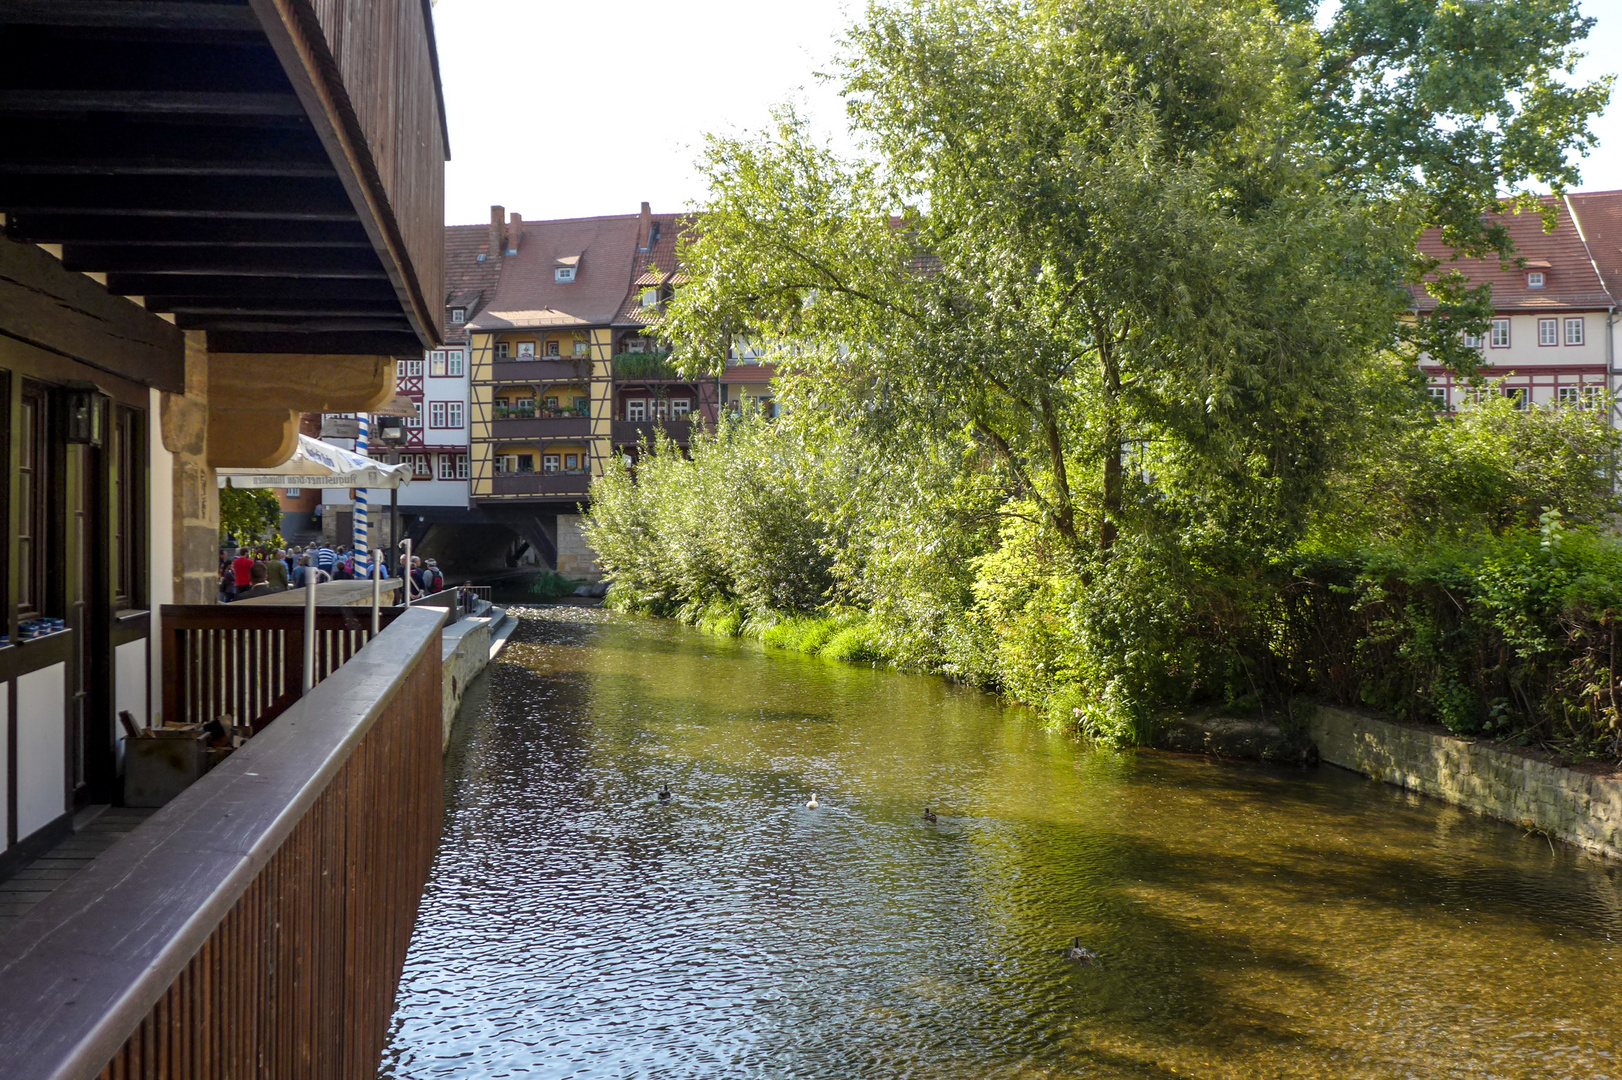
left=382, top=607, right=1622, bottom=1079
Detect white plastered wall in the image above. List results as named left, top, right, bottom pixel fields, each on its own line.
left=16, top=664, right=65, bottom=840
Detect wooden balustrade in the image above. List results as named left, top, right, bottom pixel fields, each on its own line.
left=162, top=604, right=406, bottom=733
left=0, top=606, right=448, bottom=1080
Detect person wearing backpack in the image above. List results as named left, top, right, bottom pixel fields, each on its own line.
left=425, top=559, right=444, bottom=594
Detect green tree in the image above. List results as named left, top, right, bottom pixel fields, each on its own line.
left=219, top=484, right=282, bottom=547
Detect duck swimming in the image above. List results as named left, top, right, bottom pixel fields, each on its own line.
left=658, top=783, right=672, bottom=802
left=923, top=808, right=938, bottom=823
left=806, top=793, right=820, bottom=809
left=1065, top=937, right=1100, bottom=965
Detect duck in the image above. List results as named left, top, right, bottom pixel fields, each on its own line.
left=922, top=808, right=938, bottom=824
left=806, top=793, right=820, bottom=809
left=657, top=783, right=672, bottom=802
left=1065, top=937, right=1100, bottom=966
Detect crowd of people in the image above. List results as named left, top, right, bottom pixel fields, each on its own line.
left=219, top=544, right=448, bottom=603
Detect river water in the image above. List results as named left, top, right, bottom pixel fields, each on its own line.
left=380, top=607, right=1622, bottom=1079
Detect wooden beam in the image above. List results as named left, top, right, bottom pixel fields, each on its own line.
left=0, top=90, right=304, bottom=117
left=207, top=407, right=298, bottom=469
left=0, top=235, right=183, bottom=392
left=208, top=352, right=395, bottom=412
left=61, top=246, right=387, bottom=278
left=160, top=299, right=403, bottom=318
left=206, top=329, right=424, bottom=356
left=6, top=214, right=372, bottom=247
left=0, top=120, right=334, bottom=179
left=0, top=175, right=354, bottom=219
left=0, top=2, right=261, bottom=31
left=109, top=275, right=399, bottom=303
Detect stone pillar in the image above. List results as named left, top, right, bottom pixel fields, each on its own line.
left=555, top=514, right=601, bottom=580
left=160, top=331, right=219, bottom=603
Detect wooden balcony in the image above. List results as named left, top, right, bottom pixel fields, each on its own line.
left=486, top=473, right=592, bottom=498
left=490, top=359, right=593, bottom=383
left=0, top=0, right=448, bottom=356
left=613, top=419, right=694, bottom=445
left=0, top=606, right=448, bottom=1080
left=490, top=415, right=590, bottom=440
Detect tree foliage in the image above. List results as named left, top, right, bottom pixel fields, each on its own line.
left=219, top=484, right=282, bottom=547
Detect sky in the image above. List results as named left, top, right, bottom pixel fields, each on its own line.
left=432, top=0, right=1622, bottom=226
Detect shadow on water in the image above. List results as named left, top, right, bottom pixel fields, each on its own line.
left=383, top=607, right=1622, bottom=1080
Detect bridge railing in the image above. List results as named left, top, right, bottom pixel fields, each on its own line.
left=0, top=606, right=448, bottom=1080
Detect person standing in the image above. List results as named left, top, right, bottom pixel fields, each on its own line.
left=314, top=543, right=337, bottom=578
left=231, top=547, right=254, bottom=593
left=266, top=549, right=289, bottom=593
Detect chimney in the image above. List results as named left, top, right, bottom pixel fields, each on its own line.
left=508, top=211, right=522, bottom=255
left=489, top=205, right=505, bottom=260
left=639, top=201, right=652, bottom=252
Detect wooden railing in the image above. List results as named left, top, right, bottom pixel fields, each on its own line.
left=0, top=606, right=448, bottom=1080
left=162, top=604, right=406, bottom=733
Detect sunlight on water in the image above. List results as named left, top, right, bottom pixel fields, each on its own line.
left=381, top=607, right=1622, bottom=1079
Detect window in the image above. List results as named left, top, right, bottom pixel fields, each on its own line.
left=1462, top=331, right=1483, bottom=349
left=627, top=398, right=647, bottom=421
left=670, top=398, right=691, bottom=418
left=1527, top=271, right=1545, bottom=288
left=1559, top=385, right=1603, bottom=410
left=111, top=405, right=144, bottom=609
left=405, top=359, right=423, bottom=377
left=415, top=454, right=433, bottom=477
left=430, top=351, right=447, bottom=377
left=545, top=396, right=559, bottom=411
left=1427, top=385, right=1448, bottom=408
left=496, top=341, right=511, bottom=359
left=451, top=307, right=466, bottom=325
left=542, top=454, right=559, bottom=474
left=573, top=340, right=589, bottom=357
left=455, top=454, right=469, bottom=479
left=1566, top=318, right=1585, bottom=346
left=627, top=338, right=647, bottom=354
left=396, top=359, right=407, bottom=378
left=1539, top=318, right=1558, bottom=346
left=640, top=288, right=659, bottom=308
left=496, top=454, right=518, bottom=475
left=18, top=383, right=49, bottom=618
left=1503, top=386, right=1529, bottom=410
left=555, top=267, right=575, bottom=283
left=284, top=486, right=300, bottom=497
left=517, top=453, right=535, bottom=473
left=545, top=340, right=560, bottom=357
left=430, top=401, right=447, bottom=427
left=447, top=350, right=464, bottom=377
left=448, top=401, right=464, bottom=428
left=517, top=341, right=537, bottom=358
left=572, top=397, right=588, bottom=416
left=437, top=454, right=456, bottom=480
left=565, top=453, right=579, bottom=471
left=1490, top=318, right=1510, bottom=348
left=406, top=411, right=421, bottom=429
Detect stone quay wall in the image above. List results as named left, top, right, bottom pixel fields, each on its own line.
left=1309, top=705, right=1622, bottom=861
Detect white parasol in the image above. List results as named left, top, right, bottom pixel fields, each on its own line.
left=215, top=434, right=415, bottom=489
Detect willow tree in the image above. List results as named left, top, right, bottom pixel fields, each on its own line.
left=665, top=0, right=1606, bottom=560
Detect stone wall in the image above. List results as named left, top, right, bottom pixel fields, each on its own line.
left=556, top=514, right=601, bottom=580
left=1309, top=705, right=1622, bottom=861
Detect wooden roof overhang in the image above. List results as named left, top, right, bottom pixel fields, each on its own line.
left=0, top=0, right=447, bottom=360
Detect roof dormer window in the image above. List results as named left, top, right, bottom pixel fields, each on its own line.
left=555, top=267, right=575, bottom=283
left=450, top=307, right=466, bottom=324
left=1527, top=271, right=1546, bottom=289
left=555, top=254, right=581, bottom=283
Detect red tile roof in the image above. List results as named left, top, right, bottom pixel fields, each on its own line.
left=1567, top=189, right=1622, bottom=310
left=1413, top=196, right=1614, bottom=312
left=468, top=214, right=642, bottom=331
left=441, top=223, right=503, bottom=345
left=614, top=213, right=690, bottom=328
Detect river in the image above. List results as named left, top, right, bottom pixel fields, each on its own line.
left=380, top=606, right=1622, bottom=1079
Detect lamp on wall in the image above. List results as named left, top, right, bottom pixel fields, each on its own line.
left=63, top=381, right=105, bottom=446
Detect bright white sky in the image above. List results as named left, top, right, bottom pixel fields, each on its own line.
left=432, top=0, right=1622, bottom=226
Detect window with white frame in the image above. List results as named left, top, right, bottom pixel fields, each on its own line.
left=430, top=401, right=447, bottom=427
left=1566, top=318, right=1585, bottom=346
left=565, top=453, right=580, bottom=472
left=573, top=340, right=589, bottom=357
left=447, top=350, right=464, bottom=377
left=496, top=341, right=511, bottom=359
left=406, top=411, right=421, bottom=428
left=544, top=340, right=559, bottom=357
left=1539, top=318, right=1558, bottom=346
left=437, top=453, right=455, bottom=480
left=284, top=486, right=301, bottom=497
left=518, top=341, right=537, bottom=357
left=406, top=358, right=423, bottom=377
left=495, top=454, right=517, bottom=475
left=430, top=351, right=447, bottom=377
left=1427, top=385, right=1448, bottom=408
left=1462, top=330, right=1483, bottom=349
left=412, top=454, right=431, bottom=477
left=455, top=454, right=469, bottom=479
left=1490, top=318, right=1510, bottom=348
left=451, top=307, right=466, bottom=325
left=627, top=398, right=647, bottom=421
left=543, top=454, right=559, bottom=474
left=396, top=359, right=407, bottom=378
left=670, top=398, right=691, bottom=418
left=448, top=401, right=464, bottom=428
left=1503, top=386, right=1529, bottom=410
left=1527, top=271, right=1546, bottom=288
left=555, top=267, right=575, bottom=283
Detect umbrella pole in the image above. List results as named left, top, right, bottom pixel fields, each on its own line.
left=371, top=549, right=382, bottom=635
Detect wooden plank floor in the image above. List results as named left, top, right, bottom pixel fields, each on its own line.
left=0, top=806, right=155, bottom=935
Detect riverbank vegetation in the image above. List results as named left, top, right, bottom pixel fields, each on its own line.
left=586, top=0, right=1620, bottom=757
